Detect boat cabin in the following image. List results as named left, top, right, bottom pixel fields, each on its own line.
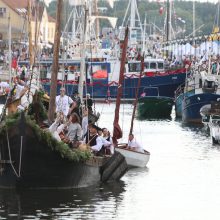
left=127, top=59, right=164, bottom=74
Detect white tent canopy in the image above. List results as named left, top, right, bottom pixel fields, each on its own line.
left=172, top=43, right=195, bottom=56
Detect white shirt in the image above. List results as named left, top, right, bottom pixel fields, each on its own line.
left=102, top=136, right=111, bottom=147
left=91, top=136, right=103, bottom=151
left=83, top=135, right=103, bottom=152
left=56, top=95, right=73, bottom=116
left=0, top=81, right=9, bottom=88
left=15, top=84, right=24, bottom=99
left=128, top=139, right=144, bottom=153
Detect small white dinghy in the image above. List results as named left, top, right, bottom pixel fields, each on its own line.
left=115, top=144, right=150, bottom=168
left=208, top=115, right=220, bottom=144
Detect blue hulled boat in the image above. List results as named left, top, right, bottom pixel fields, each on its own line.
left=178, top=68, right=220, bottom=124
left=19, top=59, right=188, bottom=99
left=182, top=93, right=220, bottom=124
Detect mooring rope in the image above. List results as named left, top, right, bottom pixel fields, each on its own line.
left=19, top=136, right=23, bottom=177
left=6, top=129, right=23, bottom=178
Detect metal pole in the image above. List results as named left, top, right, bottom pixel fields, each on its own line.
left=8, top=14, right=12, bottom=86
left=78, top=6, right=88, bottom=103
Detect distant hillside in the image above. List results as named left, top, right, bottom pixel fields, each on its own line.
left=47, top=0, right=218, bottom=38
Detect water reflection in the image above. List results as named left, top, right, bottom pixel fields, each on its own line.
left=1, top=104, right=220, bottom=219
left=0, top=181, right=126, bottom=219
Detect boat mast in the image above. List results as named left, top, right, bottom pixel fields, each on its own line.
left=218, top=1, right=220, bottom=28
left=142, top=15, right=146, bottom=52
left=193, top=1, right=196, bottom=38
left=78, top=3, right=88, bottom=103
left=129, top=54, right=144, bottom=135
left=94, top=0, right=100, bottom=38
left=28, top=0, right=34, bottom=67
left=130, top=0, right=136, bottom=28
left=8, top=14, right=12, bottom=86
left=166, top=0, right=170, bottom=42
left=112, top=27, right=129, bottom=145
left=48, top=0, right=63, bottom=123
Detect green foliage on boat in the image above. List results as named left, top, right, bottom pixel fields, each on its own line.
left=0, top=113, right=92, bottom=162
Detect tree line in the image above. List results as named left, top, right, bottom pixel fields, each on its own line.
left=47, top=0, right=219, bottom=37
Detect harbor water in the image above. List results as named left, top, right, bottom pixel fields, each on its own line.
left=0, top=103, right=220, bottom=220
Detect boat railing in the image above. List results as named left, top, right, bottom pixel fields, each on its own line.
left=174, top=83, right=185, bottom=99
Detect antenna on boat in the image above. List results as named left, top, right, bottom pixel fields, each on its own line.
left=28, top=0, right=34, bottom=68
left=120, top=0, right=143, bottom=44
left=78, top=1, right=89, bottom=104
left=8, top=14, right=12, bottom=87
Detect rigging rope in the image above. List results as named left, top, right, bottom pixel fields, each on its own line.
left=6, top=128, right=23, bottom=178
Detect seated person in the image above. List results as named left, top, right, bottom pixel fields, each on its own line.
left=102, top=128, right=114, bottom=155
left=83, top=123, right=103, bottom=154
left=97, top=128, right=111, bottom=155
left=127, top=134, right=144, bottom=153
left=58, top=113, right=82, bottom=146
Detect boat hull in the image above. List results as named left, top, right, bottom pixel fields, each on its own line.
left=42, top=70, right=187, bottom=99
left=175, top=90, right=194, bottom=118
left=182, top=93, right=220, bottom=124
left=137, top=96, right=173, bottom=119
left=115, top=147, right=150, bottom=168
left=0, top=117, right=127, bottom=189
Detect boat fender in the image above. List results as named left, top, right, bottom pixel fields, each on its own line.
left=100, top=151, right=126, bottom=182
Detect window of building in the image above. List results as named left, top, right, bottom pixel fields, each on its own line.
left=0, top=8, right=6, bottom=18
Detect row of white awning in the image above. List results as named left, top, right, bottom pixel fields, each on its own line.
left=163, top=41, right=220, bottom=56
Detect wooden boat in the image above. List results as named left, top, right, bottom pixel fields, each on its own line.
left=116, top=144, right=150, bottom=168
left=0, top=1, right=128, bottom=189
left=0, top=112, right=127, bottom=189
left=137, top=87, right=174, bottom=119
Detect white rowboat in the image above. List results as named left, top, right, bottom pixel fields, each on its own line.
left=115, top=145, right=150, bottom=168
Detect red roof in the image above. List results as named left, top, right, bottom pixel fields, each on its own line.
left=1, top=0, right=54, bottom=22
left=1, top=0, right=29, bottom=12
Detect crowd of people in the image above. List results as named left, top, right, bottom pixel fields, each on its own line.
left=48, top=87, right=114, bottom=155
left=48, top=86, right=144, bottom=156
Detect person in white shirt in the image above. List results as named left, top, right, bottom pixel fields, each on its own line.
left=84, top=124, right=103, bottom=153
left=127, top=134, right=144, bottom=153
left=102, top=128, right=114, bottom=154
left=56, top=87, right=76, bottom=116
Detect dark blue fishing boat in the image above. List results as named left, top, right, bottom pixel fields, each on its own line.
left=19, top=59, right=188, bottom=99
left=181, top=69, right=220, bottom=124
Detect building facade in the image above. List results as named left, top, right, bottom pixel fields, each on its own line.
left=0, top=0, right=55, bottom=46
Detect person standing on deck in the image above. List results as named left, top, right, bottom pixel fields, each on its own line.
left=84, top=93, right=93, bottom=113
left=56, top=87, right=76, bottom=117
